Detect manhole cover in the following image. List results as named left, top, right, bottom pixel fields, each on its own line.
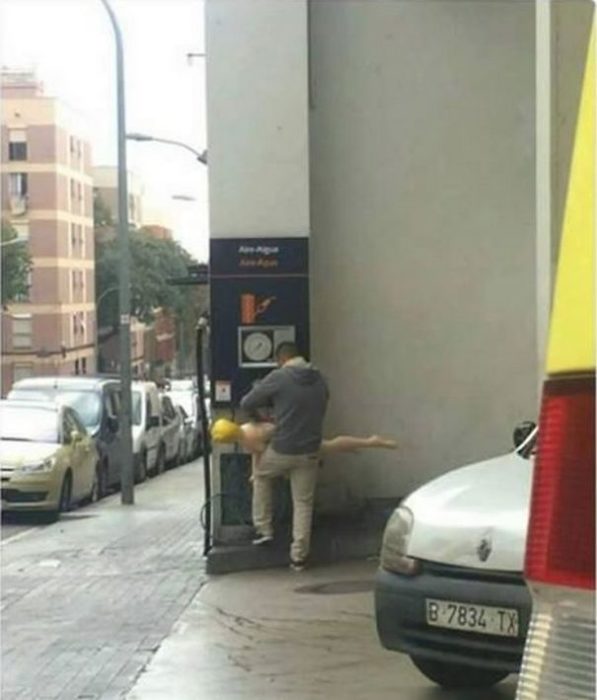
left=295, top=580, right=374, bottom=595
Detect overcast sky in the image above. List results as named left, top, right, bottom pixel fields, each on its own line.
left=0, top=0, right=209, bottom=261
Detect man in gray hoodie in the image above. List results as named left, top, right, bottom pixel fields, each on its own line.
left=240, top=342, right=329, bottom=570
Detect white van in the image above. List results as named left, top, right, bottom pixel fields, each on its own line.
left=131, top=381, right=164, bottom=480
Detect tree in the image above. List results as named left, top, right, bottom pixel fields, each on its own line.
left=1, top=219, right=32, bottom=306
left=95, top=228, right=207, bottom=337
left=93, top=191, right=114, bottom=230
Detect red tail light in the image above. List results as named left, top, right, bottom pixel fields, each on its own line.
left=524, top=375, right=596, bottom=590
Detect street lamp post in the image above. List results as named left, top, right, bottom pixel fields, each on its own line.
left=99, top=0, right=134, bottom=505
left=127, top=132, right=207, bottom=165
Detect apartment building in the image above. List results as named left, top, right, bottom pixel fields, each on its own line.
left=93, top=165, right=144, bottom=229
left=1, top=71, right=95, bottom=393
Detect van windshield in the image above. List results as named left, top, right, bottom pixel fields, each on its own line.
left=9, top=388, right=101, bottom=431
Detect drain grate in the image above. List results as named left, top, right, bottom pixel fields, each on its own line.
left=295, top=580, right=374, bottom=595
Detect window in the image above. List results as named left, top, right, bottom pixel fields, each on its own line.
left=14, top=270, right=32, bottom=302
left=12, top=316, right=32, bottom=349
left=69, top=409, right=87, bottom=435
left=9, top=129, right=27, bottom=161
left=8, top=172, right=28, bottom=197
left=12, top=222, right=29, bottom=241
left=1, top=404, right=58, bottom=443
left=74, top=359, right=80, bottom=376
left=104, top=393, right=116, bottom=418
left=81, top=357, right=87, bottom=375
left=62, top=409, right=82, bottom=442
left=13, top=364, right=33, bottom=383
left=132, top=391, right=142, bottom=425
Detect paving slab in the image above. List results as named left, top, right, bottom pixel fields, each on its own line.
left=1, top=462, right=207, bottom=700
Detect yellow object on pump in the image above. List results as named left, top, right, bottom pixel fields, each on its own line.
left=210, top=418, right=243, bottom=444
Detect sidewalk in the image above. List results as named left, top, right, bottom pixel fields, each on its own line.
left=1, top=462, right=206, bottom=700
left=2, top=463, right=519, bottom=700
left=126, top=560, right=519, bottom=700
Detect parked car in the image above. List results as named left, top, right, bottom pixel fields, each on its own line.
left=168, top=379, right=195, bottom=392
left=167, top=388, right=202, bottom=456
left=516, top=37, right=594, bottom=698
left=131, top=381, right=164, bottom=480
left=175, top=405, right=195, bottom=463
left=0, top=400, right=99, bottom=519
left=375, top=423, right=537, bottom=689
left=8, top=376, right=122, bottom=497
left=159, top=394, right=183, bottom=467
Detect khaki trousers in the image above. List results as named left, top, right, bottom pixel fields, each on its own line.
left=252, top=446, right=319, bottom=563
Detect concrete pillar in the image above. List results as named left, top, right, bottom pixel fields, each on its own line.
left=205, top=0, right=310, bottom=544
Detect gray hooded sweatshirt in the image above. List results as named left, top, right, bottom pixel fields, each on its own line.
left=240, top=357, right=329, bottom=455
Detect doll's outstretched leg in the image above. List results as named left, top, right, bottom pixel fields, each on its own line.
left=366, top=435, right=398, bottom=449
left=321, top=435, right=398, bottom=454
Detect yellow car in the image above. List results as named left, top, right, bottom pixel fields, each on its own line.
left=0, top=400, right=99, bottom=520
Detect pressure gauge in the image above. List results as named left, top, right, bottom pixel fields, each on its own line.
left=242, top=331, right=273, bottom=363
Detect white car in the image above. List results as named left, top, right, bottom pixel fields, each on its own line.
left=375, top=423, right=537, bottom=690
left=159, top=394, right=183, bottom=468
left=131, top=382, right=164, bottom=480
left=167, top=388, right=206, bottom=457
left=175, top=405, right=195, bottom=463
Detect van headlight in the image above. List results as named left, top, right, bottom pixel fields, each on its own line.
left=380, top=506, right=420, bottom=575
left=19, top=457, right=56, bottom=474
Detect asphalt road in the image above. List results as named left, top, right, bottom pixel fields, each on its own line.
left=1, top=514, right=46, bottom=543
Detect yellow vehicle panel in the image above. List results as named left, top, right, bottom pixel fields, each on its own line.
left=546, top=29, right=595, bottom=375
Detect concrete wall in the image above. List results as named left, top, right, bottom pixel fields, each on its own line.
left=205, top=0, right=309, bottom=238
left=205, top=0, right=593, bottom=511
left=309, top=0, right=538, bottom=502
left=552, top=0, right=595, bottom=254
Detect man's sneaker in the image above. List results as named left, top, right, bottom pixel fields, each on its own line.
left=252, top=534, right=274, bottom=546
left=290, top=559, right=306, bottom=572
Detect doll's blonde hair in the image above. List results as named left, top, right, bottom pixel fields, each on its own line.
left=210, top=418, right=243, bottom=444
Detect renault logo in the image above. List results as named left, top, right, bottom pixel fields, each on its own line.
left=477, top=537, right=492, bottom=562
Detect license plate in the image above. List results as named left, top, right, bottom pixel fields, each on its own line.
left=425, top=598, right=519, bottom=637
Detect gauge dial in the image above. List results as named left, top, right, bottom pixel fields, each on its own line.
left=243, top=331, right=273, bottom=362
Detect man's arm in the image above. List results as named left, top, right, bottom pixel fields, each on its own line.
left=240, top=372, right=279, bottom=420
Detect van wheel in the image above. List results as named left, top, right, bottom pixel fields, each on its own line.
left=410, top=657, right=509, bottom=689
left=136, top=451, right=148, bottom=483
left=155, top=445, right=166, bottom=475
